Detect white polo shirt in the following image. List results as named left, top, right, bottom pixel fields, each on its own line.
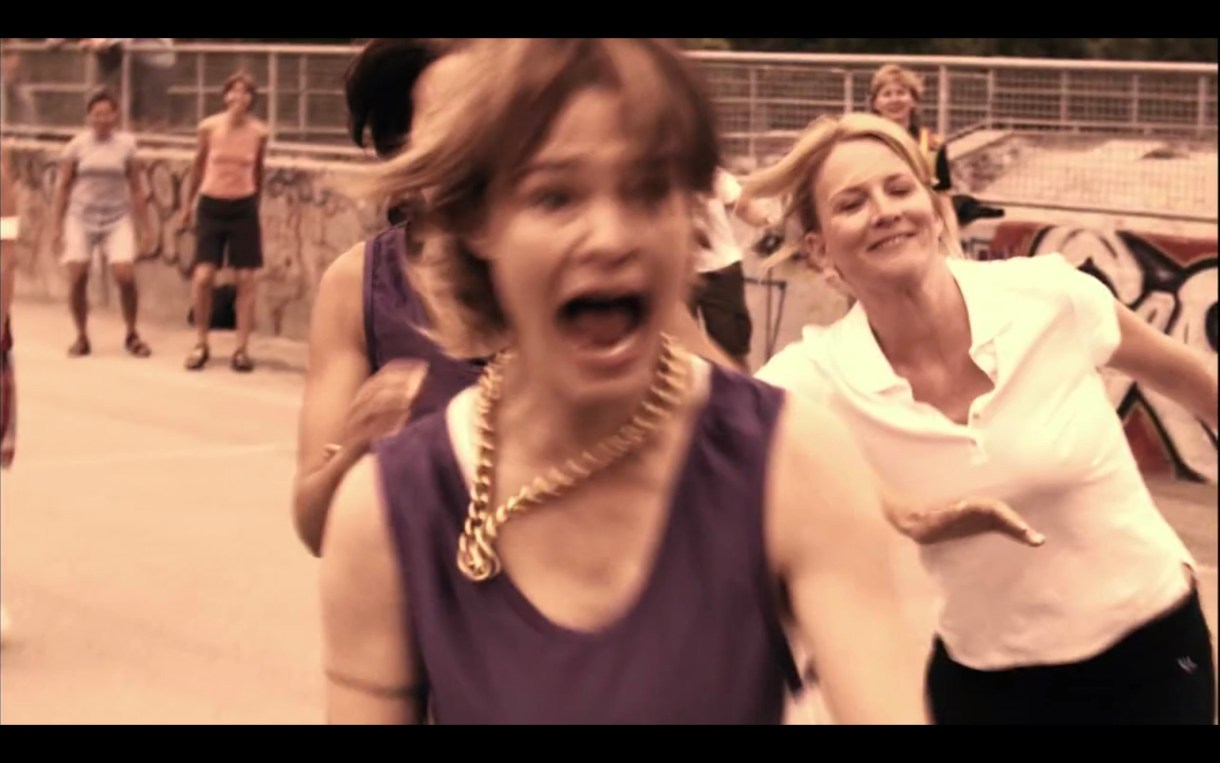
left=758, top=254, right=1194, bottom=670
left=693, top=169, right=745, bottom=275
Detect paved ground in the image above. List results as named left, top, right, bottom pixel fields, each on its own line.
left=1, top=300, right=1214, bottom=725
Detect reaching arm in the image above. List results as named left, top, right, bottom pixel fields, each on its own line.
left=766, top=394, right=928, bottom=724
left=253, top=128, right=269, bottom=199
left=127, top=156, right=152, bottom=249
left=180, top=122, right=211, bottom=227
left=294, top=246, right=375, bottom=555
left=52, top=159, right=76, bottom=239
left=1108, top=301, right=1218, bottom=431
left=321, top=456, right=427, bottom=724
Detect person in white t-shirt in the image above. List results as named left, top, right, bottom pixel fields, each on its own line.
left=690, top=167, right=777, bottom=369
left=747, top=113, right=1217, bottom=724
left=51, top=90, right=154, bottom=359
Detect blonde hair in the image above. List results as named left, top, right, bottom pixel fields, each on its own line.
left=372, top=38, right=720, bottom=358
left=870, top=63, right=930, bottom=138
left=742, top=112, right=961, bottom=276
left=870, top=64, right=925, bottom=105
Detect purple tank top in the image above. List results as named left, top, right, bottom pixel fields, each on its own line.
left=375, top=367, right=801, bottom=724
left=363, top=226, right=483, bottom=422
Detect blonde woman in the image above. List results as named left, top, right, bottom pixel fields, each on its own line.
left=870, top=64, right=951, bottom=192
left=870, top=64, right=1005, bottom=227
left=750, top=112, right=1217, bottom=724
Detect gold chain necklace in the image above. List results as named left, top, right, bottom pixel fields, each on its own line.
left=457, top=335, right=690, bottom=583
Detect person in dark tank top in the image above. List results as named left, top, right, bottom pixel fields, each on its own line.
left=318, top=38, right=934, bottom=726
left=293, top=39, right=736, bottom=559
left=293, top=39, right=492, bottom=558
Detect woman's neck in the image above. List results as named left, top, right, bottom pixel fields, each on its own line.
left=496, top=347, right=679, bottom=466
left=854, top=260, right=971, bottom=369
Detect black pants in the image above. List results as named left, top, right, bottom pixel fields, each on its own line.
left=928, top=590, right=1216, bottom=724
left=194, top=195, right=263, bottom=271
left=690, top=261, right=752, bottom=362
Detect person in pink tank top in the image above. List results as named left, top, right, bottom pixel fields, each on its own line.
left=180, top=72, right=268, bottom=374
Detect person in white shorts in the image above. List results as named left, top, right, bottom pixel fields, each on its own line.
left=691, top=167, right=778, bottom=369
left=748, top=113, right=1217, bottom=724
left=52, top=90, right=153, bottom=358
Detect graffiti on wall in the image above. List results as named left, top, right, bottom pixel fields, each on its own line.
left=983, top=223, right=1218, bottom=483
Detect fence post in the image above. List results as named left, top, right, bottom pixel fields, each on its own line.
left=1060, top=70, right=1070, bottom=129
left=195, top=52, right=206, bottom=127
left=986, top=68, right=996, bottom=129
left=1131, top=73, right=1141, bottom=134
left=748, top=66, right=758, bottom=166
left=1198, top=75, right=1209, bottom=139
left=938, top=66, right=950, bottom=137
left=120, top=48, right=132, bottom=130
left=268, top=52, right=280, bottom=145
left=298, top=54, right=308, bottom=143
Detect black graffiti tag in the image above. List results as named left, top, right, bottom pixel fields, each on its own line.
left=1030, top=226, right=1218, bottom=483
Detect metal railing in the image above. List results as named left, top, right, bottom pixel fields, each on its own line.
left=3, top=41, right=1216, bottom=219
left=693, top=51, right=1216, bottom=150
left=694, top=51, right=1218, bottom=222
left=2, top=41, right=362, bottom=157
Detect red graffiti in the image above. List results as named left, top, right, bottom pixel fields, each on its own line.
left=978, top=222, right=1218, bottom=483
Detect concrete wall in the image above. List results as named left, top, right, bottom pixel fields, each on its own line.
left=970, top=218, right=1217, bottom=484
left=10, top=138, right=1216, bottom=483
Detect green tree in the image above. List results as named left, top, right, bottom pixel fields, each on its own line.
left=183, top=38, right=1218, bottom=63
left=721, top=37, right=1215, bottom=62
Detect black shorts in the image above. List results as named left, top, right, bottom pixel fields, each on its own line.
left=690, top=261, right=753, bottom=360
left=195, top=195, right=263, bottom=271
left=927, top=589, right=1216, bottom=725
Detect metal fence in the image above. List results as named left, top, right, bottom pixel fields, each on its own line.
left=1, top=41, right=358, bottom=154
left=697, top=52, right=1215, bottom=150
left=3, top=41, right=1216, bottom=220
left=697, top=51, right=1218, bottom=222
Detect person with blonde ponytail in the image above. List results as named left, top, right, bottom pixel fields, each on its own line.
left=751, top=112, right=1217, bottom=725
